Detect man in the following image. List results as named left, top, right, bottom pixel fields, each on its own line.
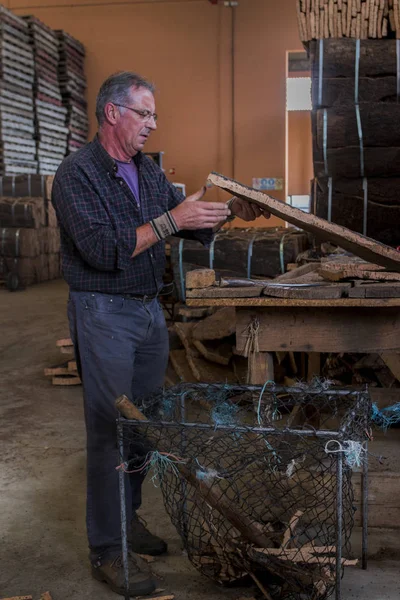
left=52, top=71, right=268, bottom=597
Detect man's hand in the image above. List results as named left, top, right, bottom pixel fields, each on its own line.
left=171, top=187, right=231, bottom=230
left=230, top=197, right=271, bottom=221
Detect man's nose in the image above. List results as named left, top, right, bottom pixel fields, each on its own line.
left=147, top=115, right=157, bottom=130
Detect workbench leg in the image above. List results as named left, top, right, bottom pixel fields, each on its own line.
left=306, top=352, right=321, bottom=428
left=248, top=351, right=274, bottom=384
left=307, top=352, right=321, bottom=381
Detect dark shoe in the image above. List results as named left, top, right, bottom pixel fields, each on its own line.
left=92, top=552, right=156, bottom=597
left=131, top=512, right=168, bottom=556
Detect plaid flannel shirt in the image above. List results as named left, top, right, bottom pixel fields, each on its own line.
left=52, top=135, right=213, bottom=294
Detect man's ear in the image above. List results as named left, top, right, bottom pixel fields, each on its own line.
left=104, top=102, right=119, bottom=126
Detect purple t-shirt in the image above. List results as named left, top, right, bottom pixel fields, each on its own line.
left=116, top=159, right=140, bottom=206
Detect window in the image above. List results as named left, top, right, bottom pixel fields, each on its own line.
left=286, top=77, right=312, bottom=111
left=287, top=195, right=310, bottom=213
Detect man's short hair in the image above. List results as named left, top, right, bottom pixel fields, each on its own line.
left=95, top=71, right=155, bottom=126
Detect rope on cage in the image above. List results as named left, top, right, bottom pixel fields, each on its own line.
left=211, top=400, right=239, bottom=427
left=371, top=402, right=400, bottom=432
left=257, top=380, right=280, bottom=423
left=195, top=459, right=224, bottom=483
left=257, top=380, right=281, bottom=467
left=324, top=440, right=368, bottom=469
left=285, top=455, right=306, bottom=479
left=294, top=376, right=335, bottom=393
left=242, top=316, right=260, bottom=384
left=116, top=451, right=187, bottom=486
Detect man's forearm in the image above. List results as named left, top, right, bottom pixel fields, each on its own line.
left=131, top=223, right=158, bottom=257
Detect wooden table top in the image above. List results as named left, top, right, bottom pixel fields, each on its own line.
left=186, top=297, right=400, bottom=308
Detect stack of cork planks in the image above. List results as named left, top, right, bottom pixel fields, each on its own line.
left=296, top=0, right=399, bottom=42
left=185, top=261, right=400, bottom=301
left=44, top=338, right=81, bottom=386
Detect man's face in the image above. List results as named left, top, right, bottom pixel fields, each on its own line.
left=115, top=86, right=157, bottom=156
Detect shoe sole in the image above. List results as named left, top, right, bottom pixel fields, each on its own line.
left=131, top=543, right=168, bottom=556
left=92, top=567, right=156, bottom=597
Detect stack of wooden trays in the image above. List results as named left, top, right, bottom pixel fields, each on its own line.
left=56, top=30, right=88, bottom=153
left=24, top=15, right=68, bottom=175
left=0, top=6, right=37, bottom=175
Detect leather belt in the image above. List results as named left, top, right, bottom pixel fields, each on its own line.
left=122, top=292, right=158, bottom=302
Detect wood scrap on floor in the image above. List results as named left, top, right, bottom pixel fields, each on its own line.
left=44, top=339, right=81, bottom=386
left=137, top=553, right=155, bottom=563
left=0, top=594, right=52, bottom=600
left=136, top=595, right=174, bottom=600
left=0, top=597, right=33, bottom=600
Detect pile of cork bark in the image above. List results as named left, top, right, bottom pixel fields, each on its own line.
left=0, top=174, right=60, bottom=289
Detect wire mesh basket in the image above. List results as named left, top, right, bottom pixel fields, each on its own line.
left=118, top=382, right=371, bottom=600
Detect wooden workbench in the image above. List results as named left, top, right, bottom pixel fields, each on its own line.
left=186, top=296, right=400, bottom=383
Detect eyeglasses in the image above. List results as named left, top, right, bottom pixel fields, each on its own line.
left=114, top=104, right=158, bottom=122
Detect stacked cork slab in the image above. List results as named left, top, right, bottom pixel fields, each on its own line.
left=0, top=6, right=37, bottom=175
left=56, top=30, right=88, bottom=153
left=296, top=0, right=400, bottom=42
left=24, top=16, right=68, bottom=175
left=0, top=174, right=61, bottom=288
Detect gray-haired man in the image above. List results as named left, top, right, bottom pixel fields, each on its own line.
left=52, top=71, right=267, bottom=596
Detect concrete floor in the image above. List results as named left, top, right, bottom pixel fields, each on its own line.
left=0, top=279, right=399, bottom=600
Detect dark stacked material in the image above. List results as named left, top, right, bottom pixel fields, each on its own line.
left=0, top=174, right=60, bottom=288
left=309, top=38, right=400, bottom=247
left=169, top=228, right=310, bottom=302
left=56, top=30, right=88, bottom=153
left=24, top=16, right=68, bottom=175
left=0, top=6, right=37, bottom=176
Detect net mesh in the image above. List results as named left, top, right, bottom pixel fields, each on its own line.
left=119, top=382, right=371, bottom=600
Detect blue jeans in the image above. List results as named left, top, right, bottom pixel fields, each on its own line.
left=67, top=291, right=169, bottom=562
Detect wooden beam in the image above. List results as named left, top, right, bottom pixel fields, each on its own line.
left=274, top=262, right=320, bottom=281
left=186, top=286, right=264, bottom=299
left=380, top=352, right=400, bottom=381
left=192, top=307, right=236, bottom=341
left=208, top=172, right=400, bottom=273
left=192, top=339, right=232, bottom=366
left=307, top=352, right=321, bottom=380
left=236, top=307, right=400, bottom=353
left=186, top=297, right=400, bottom=307
left=349, top=282, right=400, bottom=298
left=248, top=351, right=274, bottom=385
left=262, top=283, right=351, bottom=299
